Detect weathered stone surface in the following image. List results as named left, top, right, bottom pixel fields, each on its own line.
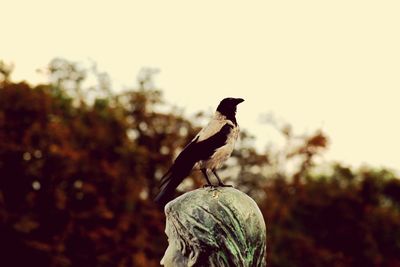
left=161, top=187, right=266, bottom=267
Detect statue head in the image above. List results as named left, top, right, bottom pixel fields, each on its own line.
left=160, top=187, right=266, bottom=267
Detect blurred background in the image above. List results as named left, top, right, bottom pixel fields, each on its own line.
left=1, top=1, right=400, bottom=266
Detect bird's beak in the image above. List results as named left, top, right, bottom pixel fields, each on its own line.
left=235, top=98, right=244, bottom=105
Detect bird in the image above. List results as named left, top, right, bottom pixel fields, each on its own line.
left=154, top=97, right=244, bottom=207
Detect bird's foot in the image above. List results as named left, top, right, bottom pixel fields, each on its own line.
left=217, top=183, right=233, bottom=188
left=203, top=184, right=216, bottom=188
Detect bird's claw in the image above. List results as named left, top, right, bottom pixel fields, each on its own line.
left=203, top=184, right=216, bottom=188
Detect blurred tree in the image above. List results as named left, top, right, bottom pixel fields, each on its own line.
left=0, top=60, right=13, bottom=83
left=0, top=59, right=399, bottom=267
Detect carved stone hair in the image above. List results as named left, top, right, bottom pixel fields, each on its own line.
left=165, top=187, right=266, bottom=267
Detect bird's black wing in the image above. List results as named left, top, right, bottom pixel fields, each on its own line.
left=194, top=123, right=234, bottom=160
left=154, top=123, right=233, bottom=207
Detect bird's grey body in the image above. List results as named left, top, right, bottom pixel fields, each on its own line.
left=195, top=112, right=239, bottom=170
left=154, top=97, right=244, bottom=207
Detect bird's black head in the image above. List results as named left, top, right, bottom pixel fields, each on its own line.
left=216, top=97, right=244, bottom=124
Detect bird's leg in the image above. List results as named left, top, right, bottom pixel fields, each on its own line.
left=212, top=169, right=233, bottom=187
left=201, top=169, right=214, bottom=187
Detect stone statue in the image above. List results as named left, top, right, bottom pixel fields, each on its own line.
left=160, top=187, right=266, bottom=267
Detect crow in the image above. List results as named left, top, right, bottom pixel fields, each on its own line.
left=154, top=97, right=244, bottom=207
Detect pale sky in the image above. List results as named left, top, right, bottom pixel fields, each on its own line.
left=2, top=0, right=400, bottom=173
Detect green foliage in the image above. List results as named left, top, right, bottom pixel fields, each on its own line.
left=0, top=59, right=399, bottom=267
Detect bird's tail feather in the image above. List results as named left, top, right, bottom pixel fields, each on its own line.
left=154, top=143, right=199, bottom=208
left=159, top=169, right=172, bottom=189
left=154, top=171, right=184, bottom=208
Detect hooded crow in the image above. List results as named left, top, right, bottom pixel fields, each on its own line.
left=154, top=97, right=244, bottom=207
